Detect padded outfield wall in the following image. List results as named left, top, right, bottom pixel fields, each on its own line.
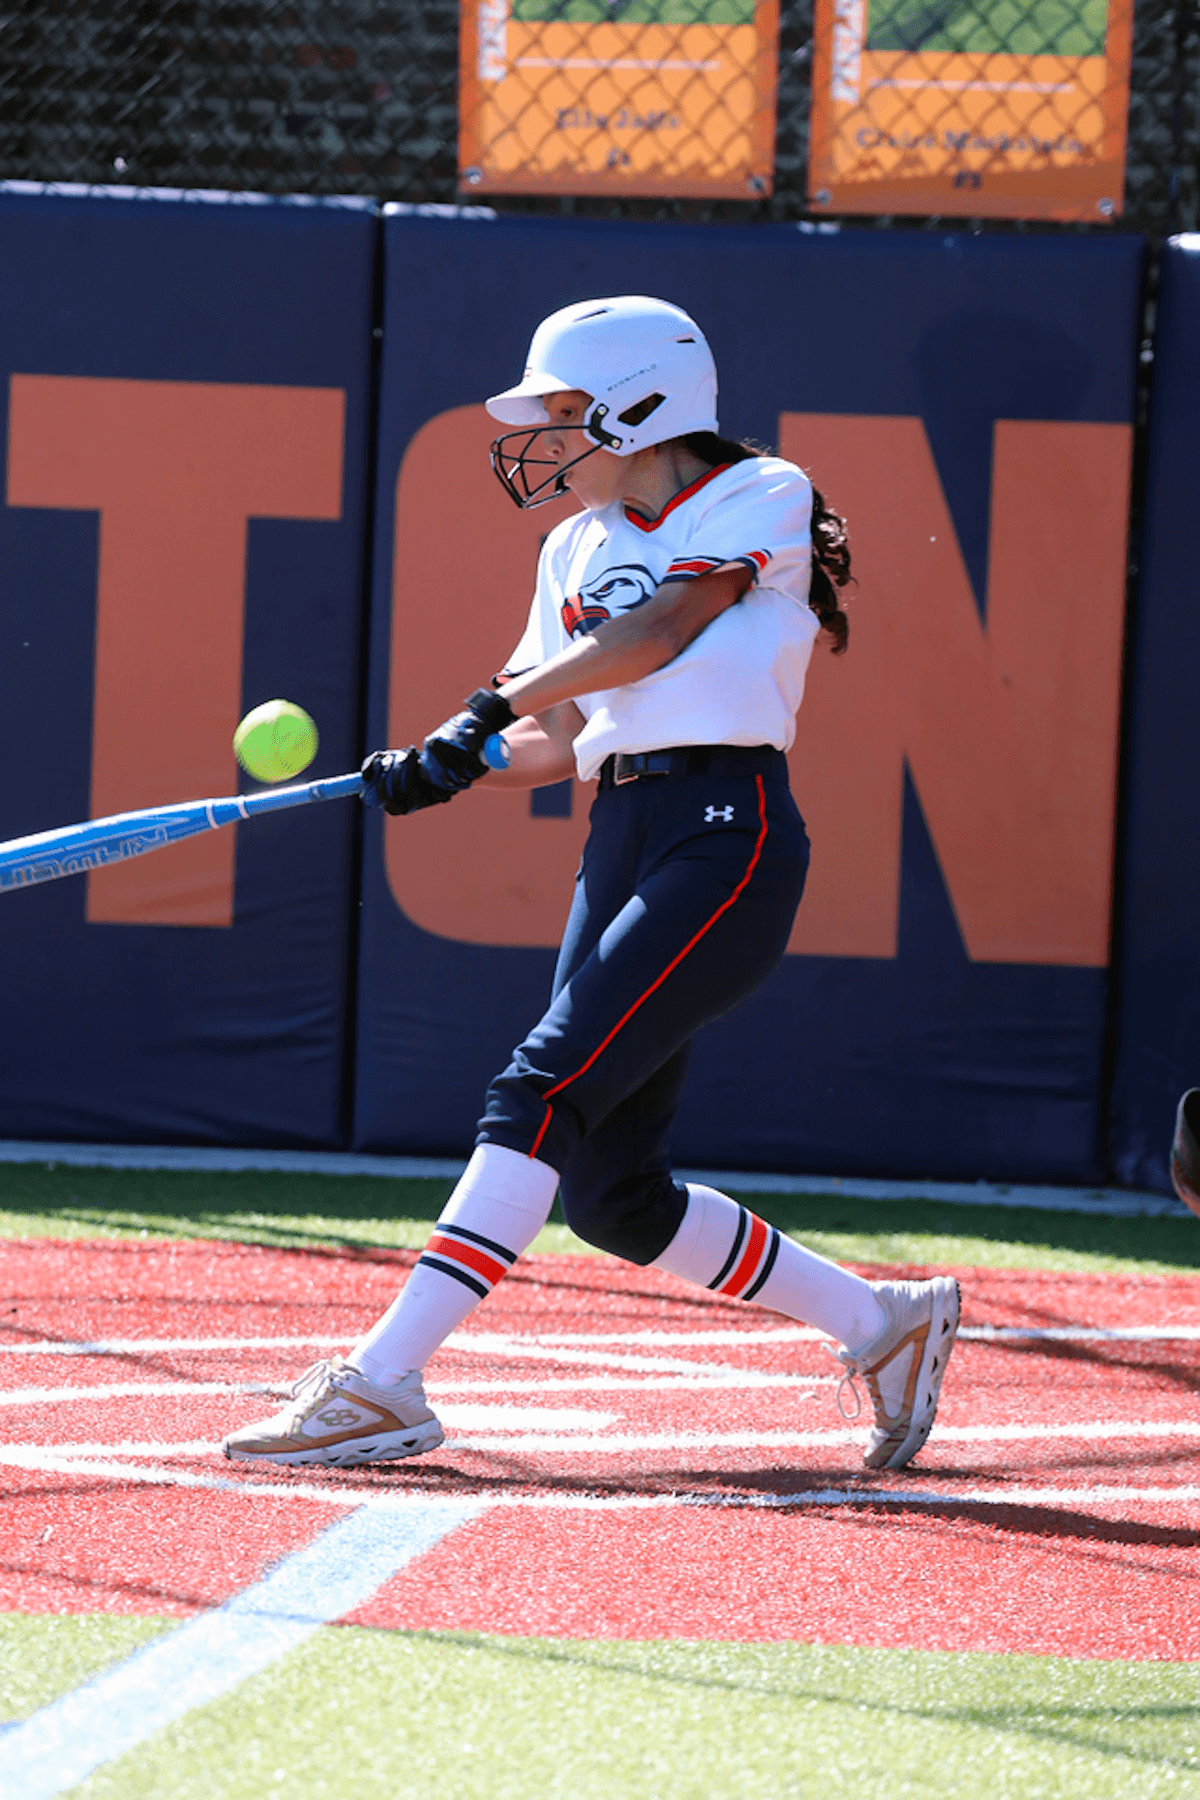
left=0, top=185, right=1172, bottom=1186
left=0, top=185, right=375, bottom=1148
left=353, top=212, right=1141, bottom=1183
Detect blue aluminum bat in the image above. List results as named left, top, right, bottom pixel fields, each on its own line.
left=0, top=772, right=365, bottom=894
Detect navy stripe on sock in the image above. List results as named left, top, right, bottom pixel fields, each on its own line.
left=417, top=1253, right=491, bottom=1300
left=437, top=1222, right=519, bottom=1264
left=708, top=1206, right=748, bottom=1291
left=742, top=1226, right=781, bottom=1302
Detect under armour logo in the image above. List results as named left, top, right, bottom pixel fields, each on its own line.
left=705, top=805, right=734, bottom=823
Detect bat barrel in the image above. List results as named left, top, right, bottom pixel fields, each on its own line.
left=0, top=771, right=365, bottom=893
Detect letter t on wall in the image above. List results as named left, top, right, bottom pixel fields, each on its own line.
left=6, top=376, right=345, bottom=925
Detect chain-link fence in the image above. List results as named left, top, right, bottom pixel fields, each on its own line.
left=0, top=1, right=1195, bottom=232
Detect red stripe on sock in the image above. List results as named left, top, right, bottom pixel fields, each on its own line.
left=529, top=776, right=770, bottom=1156
left=719, top=1211, right=769, bottom=1298
left=424, top=1233, right=510, bottom=1289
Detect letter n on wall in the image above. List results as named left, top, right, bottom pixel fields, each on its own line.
left=779, top=414, right=1132, bottom=965
left=5, top=376, right=345, bottom=926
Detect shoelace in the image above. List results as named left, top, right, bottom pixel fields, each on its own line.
left=291, top=1358, right=340, bottom=1402
left=835, top=1371, right=863, bottom=1422
left=827, top=1343, right=864, bottom=1422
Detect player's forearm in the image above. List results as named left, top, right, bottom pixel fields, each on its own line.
left=502, top=618, right=673, bottom=716
left=502, top=567, right=750, bottom=718
left=484, top=707, right=581, bottom=790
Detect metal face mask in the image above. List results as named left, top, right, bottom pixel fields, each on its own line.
left=489, top=403, right=622, bottom=509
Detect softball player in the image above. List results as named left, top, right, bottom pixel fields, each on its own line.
left=224, top=296, right=960, bottom=1474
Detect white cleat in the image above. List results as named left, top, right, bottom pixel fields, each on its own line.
left=221, top=1357, right=444, bottom=1469
left=835, top=1278, right=961, bottom=1471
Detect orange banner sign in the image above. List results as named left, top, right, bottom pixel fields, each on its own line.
left=807, top=0, right=1134, bottom=220
left=458, top=0, right=780, bottom=198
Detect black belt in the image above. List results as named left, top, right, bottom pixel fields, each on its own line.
left=597, top=745, right=784, bottom=790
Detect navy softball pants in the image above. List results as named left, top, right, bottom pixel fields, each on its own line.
left=477, top=745, right=810, bottom=1264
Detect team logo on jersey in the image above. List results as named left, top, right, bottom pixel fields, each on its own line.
left=561, top=563, right=657, bottom=639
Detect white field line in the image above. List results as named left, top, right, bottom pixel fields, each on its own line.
left=0, top=1337, right=840, bottom=1391
left=441, top=1371, right=836, bottom=1391
left=3, top=1323, right=1199, bottom=1360
left=494, top=1327, right=826, bottom=1346
left=21, top=1405, right=620, bottom=1456
left=0, top=1495, right=484, bottom=1800
left=5, top=1404, right=619, bottom=1436
left=0, top=1444, right=1196, bottom=1518
left=0, top=1373, right=834, bottom=1405
left=0, top=1335, right=828, bottom=1378
left=10, top=1417, right=1200, bottom=1468
left=0, top=1381, right=280, bottom=1405
left=390, top=1419, right=1200, bottom=1454
left=523, top=1326, right=1200, bottom=1345
left=0, top=1334, right=353, bottom=1357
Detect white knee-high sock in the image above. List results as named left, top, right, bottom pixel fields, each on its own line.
left=652, top=1183, right=886, bottom=1353
left=349, top=1144, right=559, bottom=1383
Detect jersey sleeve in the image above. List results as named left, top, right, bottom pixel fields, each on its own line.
left=499, top=593, right=545, bottom=682
left=663, top=460, right=813, bottom=599
left=497, top=525, right=571, bottom=680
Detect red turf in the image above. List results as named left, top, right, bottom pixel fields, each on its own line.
left=1, top=1239, right=1197, bottom=1659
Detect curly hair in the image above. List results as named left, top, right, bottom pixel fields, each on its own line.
left=680, top=432, right=852, bottom=653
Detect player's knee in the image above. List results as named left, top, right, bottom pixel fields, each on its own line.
left=558, top=1169, right=687, bottom=1265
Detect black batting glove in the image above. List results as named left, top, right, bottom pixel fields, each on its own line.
left=421, top=687, right=516, bottom=792
left=360, top=747, right=456, bottom=815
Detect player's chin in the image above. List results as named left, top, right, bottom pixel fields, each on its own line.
left=563, top=470, right=610, bottom=510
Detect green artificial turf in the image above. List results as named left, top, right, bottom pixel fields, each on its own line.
left=0, top=1161, right=1195, bottom=1277
left=0, top=1612, right=174, bottom=1720
left=0, top=1622, right=1187, bottom=1799
left=865, top=0, right=1109, bottom=56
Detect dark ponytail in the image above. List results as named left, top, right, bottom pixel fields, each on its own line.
left=807, top=485, right=851, bottom=654
left=679, top=430, right=762, bottom=466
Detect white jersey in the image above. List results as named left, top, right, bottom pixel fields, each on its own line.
left=502, top=456, right=819, bottom=782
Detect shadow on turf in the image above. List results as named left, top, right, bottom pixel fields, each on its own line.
left=407, top=1631, right=1200, bottom=1777
left=297, top=1450, right=1200, bottom=1553
left=967, top=1332, right=1200, bottom=1397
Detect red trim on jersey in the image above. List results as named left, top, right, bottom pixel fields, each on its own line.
left=623, top=463, right=732, bottom=533
left=665, top=557, right=726, bottom=578
left=424, top=1233, right=509, bottom=1289
left=718, top=1211, right=769, bottom=1297
left=528, top=774, right=770, bottom=1161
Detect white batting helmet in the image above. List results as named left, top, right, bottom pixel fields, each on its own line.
left=486, top=295, right=719, bottom=507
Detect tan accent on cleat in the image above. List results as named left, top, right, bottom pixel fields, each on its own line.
left=220, top=1357, right=444, bottom=1469
left=835, top=1277, right=961, bottom=1472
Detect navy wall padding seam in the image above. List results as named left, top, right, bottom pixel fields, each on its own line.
left=1109, top=237, right=1200, bottom=1191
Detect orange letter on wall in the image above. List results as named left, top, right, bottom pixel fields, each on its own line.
left=384, top=405, right=589, bottom=947
left=780, top=414, right=1132, bottom=964
left=6, top=375, right=345, bottom=926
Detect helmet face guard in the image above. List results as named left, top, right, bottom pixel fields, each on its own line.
left=490, top=405, right=623, bottom=510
